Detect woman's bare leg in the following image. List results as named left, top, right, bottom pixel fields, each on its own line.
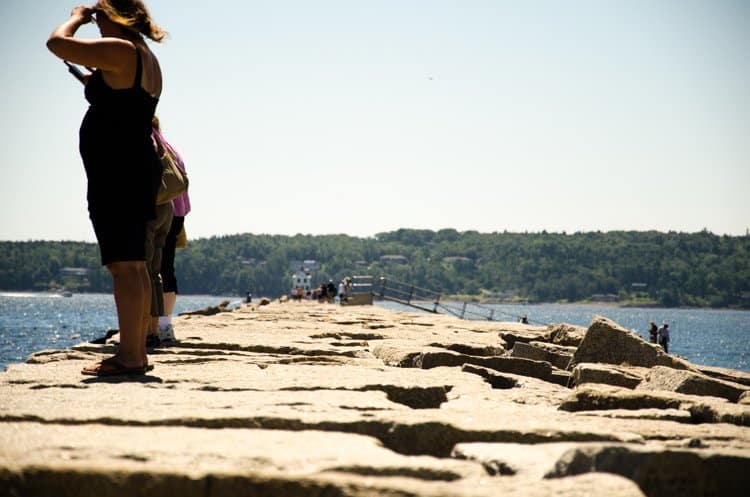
left=82, top=260, right=150, bottom=373
left=138, top=263, right=151, bottom=365
left=163, top=291, right=177, bottom=316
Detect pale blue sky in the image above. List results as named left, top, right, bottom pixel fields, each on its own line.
left=1, top=0, right=748, bottom=241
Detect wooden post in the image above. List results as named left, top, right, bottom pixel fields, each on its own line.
left=379, top=277, right=387, bottom=298
left=489, top=309, right=494, bottom=321
left=433, top=294, right=441, bottom=313
left=461, top=301, right=467, bottom=319
left=407, top=285, right=414, bottom=304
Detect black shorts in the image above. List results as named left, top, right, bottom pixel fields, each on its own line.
left=91, top=218, right=148, bottom=266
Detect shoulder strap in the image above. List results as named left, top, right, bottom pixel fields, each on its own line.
left=132, top=43, right=143, bottom=89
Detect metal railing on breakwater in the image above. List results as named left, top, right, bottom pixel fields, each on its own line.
left=370, top=276, right=541, bottom=324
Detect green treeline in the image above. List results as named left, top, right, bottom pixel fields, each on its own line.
left=1, top=229, right=749, bottom=308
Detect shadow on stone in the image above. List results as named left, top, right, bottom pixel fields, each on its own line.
left=461, top=364, right=518, bottom=389
left=81, top=374, right=164, bottom=385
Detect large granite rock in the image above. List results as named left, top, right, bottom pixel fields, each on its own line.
left=454, top=441, right=750, bottom=497
left=415, top=351, right=554, bottom=381
left=372, top=344, right=557, bottom=383
left=559, top=385, right=686, bottom=412
left=638, top=365, right=750, bottom=402
left=570, top=316, right=697, bottom=371
left=689, top=401, right=750, bottom=426
left=572, top=363, right=645, bottom=389
left=545, top=323, right=587, bottom=347
left=498, top=326, right=550, bottom=349
left=546, top=444, right=750, bottom=497
left=1, top=302, right=749, bottom=496
left=694, top=364, right=750, bottom=388
left=511, top=341, right=574, bottom=370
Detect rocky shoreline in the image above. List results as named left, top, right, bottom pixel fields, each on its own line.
left=1, top=301, right=749, bottom=496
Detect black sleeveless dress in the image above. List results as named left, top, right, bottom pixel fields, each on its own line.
left=79, top=44, right=162, bottom=264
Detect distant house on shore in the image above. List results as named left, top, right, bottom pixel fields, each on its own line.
left=58, top=267, right=91, bottom=290
left=590, top=293, right=618, bottom=302
left=631, top=282, right=648, bottom=297
left=289, top=259, right=319, bottom=297
left=59, top=267, right=89, bottom=278
left=290, top=259, right=319, bottom=271
left=379, top=255, right=408, bottom=265
left=291, top=266, right=313, bottom=297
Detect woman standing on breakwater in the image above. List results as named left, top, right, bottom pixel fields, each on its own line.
left=47, top=1, right=166, bottom=376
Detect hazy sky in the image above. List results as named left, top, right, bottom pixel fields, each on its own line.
left=1, top=0, right=748, bottom=242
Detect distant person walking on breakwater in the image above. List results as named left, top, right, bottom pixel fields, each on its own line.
left=47, top=1, right=166, bottom=376
left=648, top=321, right=658, bottom=344
left=327, top=280, right=337, bottom=303
left=657, top=322, right=671, bottom=353
left=153, top=117, right=191, bottom=345
left=338, top=280, right=347, bottom=304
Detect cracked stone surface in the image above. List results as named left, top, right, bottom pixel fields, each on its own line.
left=1, top=301, right=749, bottom=496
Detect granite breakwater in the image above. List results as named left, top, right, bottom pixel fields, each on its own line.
left=1, top=301, right=749, bottom=496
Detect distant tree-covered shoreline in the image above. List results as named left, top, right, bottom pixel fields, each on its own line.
left=1, top=229, right=748, bottom=309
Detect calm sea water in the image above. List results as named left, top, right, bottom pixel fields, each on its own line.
left=0, top=292, right=238, bottom=371
left=1, top=293, right=748, bottom=373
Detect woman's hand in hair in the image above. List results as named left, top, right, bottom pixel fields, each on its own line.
left=70, top=5, right=94, bottom=23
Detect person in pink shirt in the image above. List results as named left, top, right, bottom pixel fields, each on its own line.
left=152, top=121, right=190, bottom=343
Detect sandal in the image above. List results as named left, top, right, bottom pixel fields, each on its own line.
left=81, top=357, right=147, bottom=377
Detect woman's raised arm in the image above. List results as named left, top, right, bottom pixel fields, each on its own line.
left=47, top=6, right=134, bottom=73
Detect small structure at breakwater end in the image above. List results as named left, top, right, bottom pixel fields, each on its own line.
left=1, top=301, right=749, bottom=496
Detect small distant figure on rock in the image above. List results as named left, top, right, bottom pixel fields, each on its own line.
left=327, top=280, right=337, bottom=303
left=519, top=315, right=529, bottom=324
left=315, top=283, right=325, bottom=302
left=648, top=321, right=658, bottom=344
left=292, top=286, right=304, bottom=302
left=338, top=277, right=353, bottom=304
left=657, top=322, right=671, bottom=353
left=245, top=292, right=252, bottom=304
